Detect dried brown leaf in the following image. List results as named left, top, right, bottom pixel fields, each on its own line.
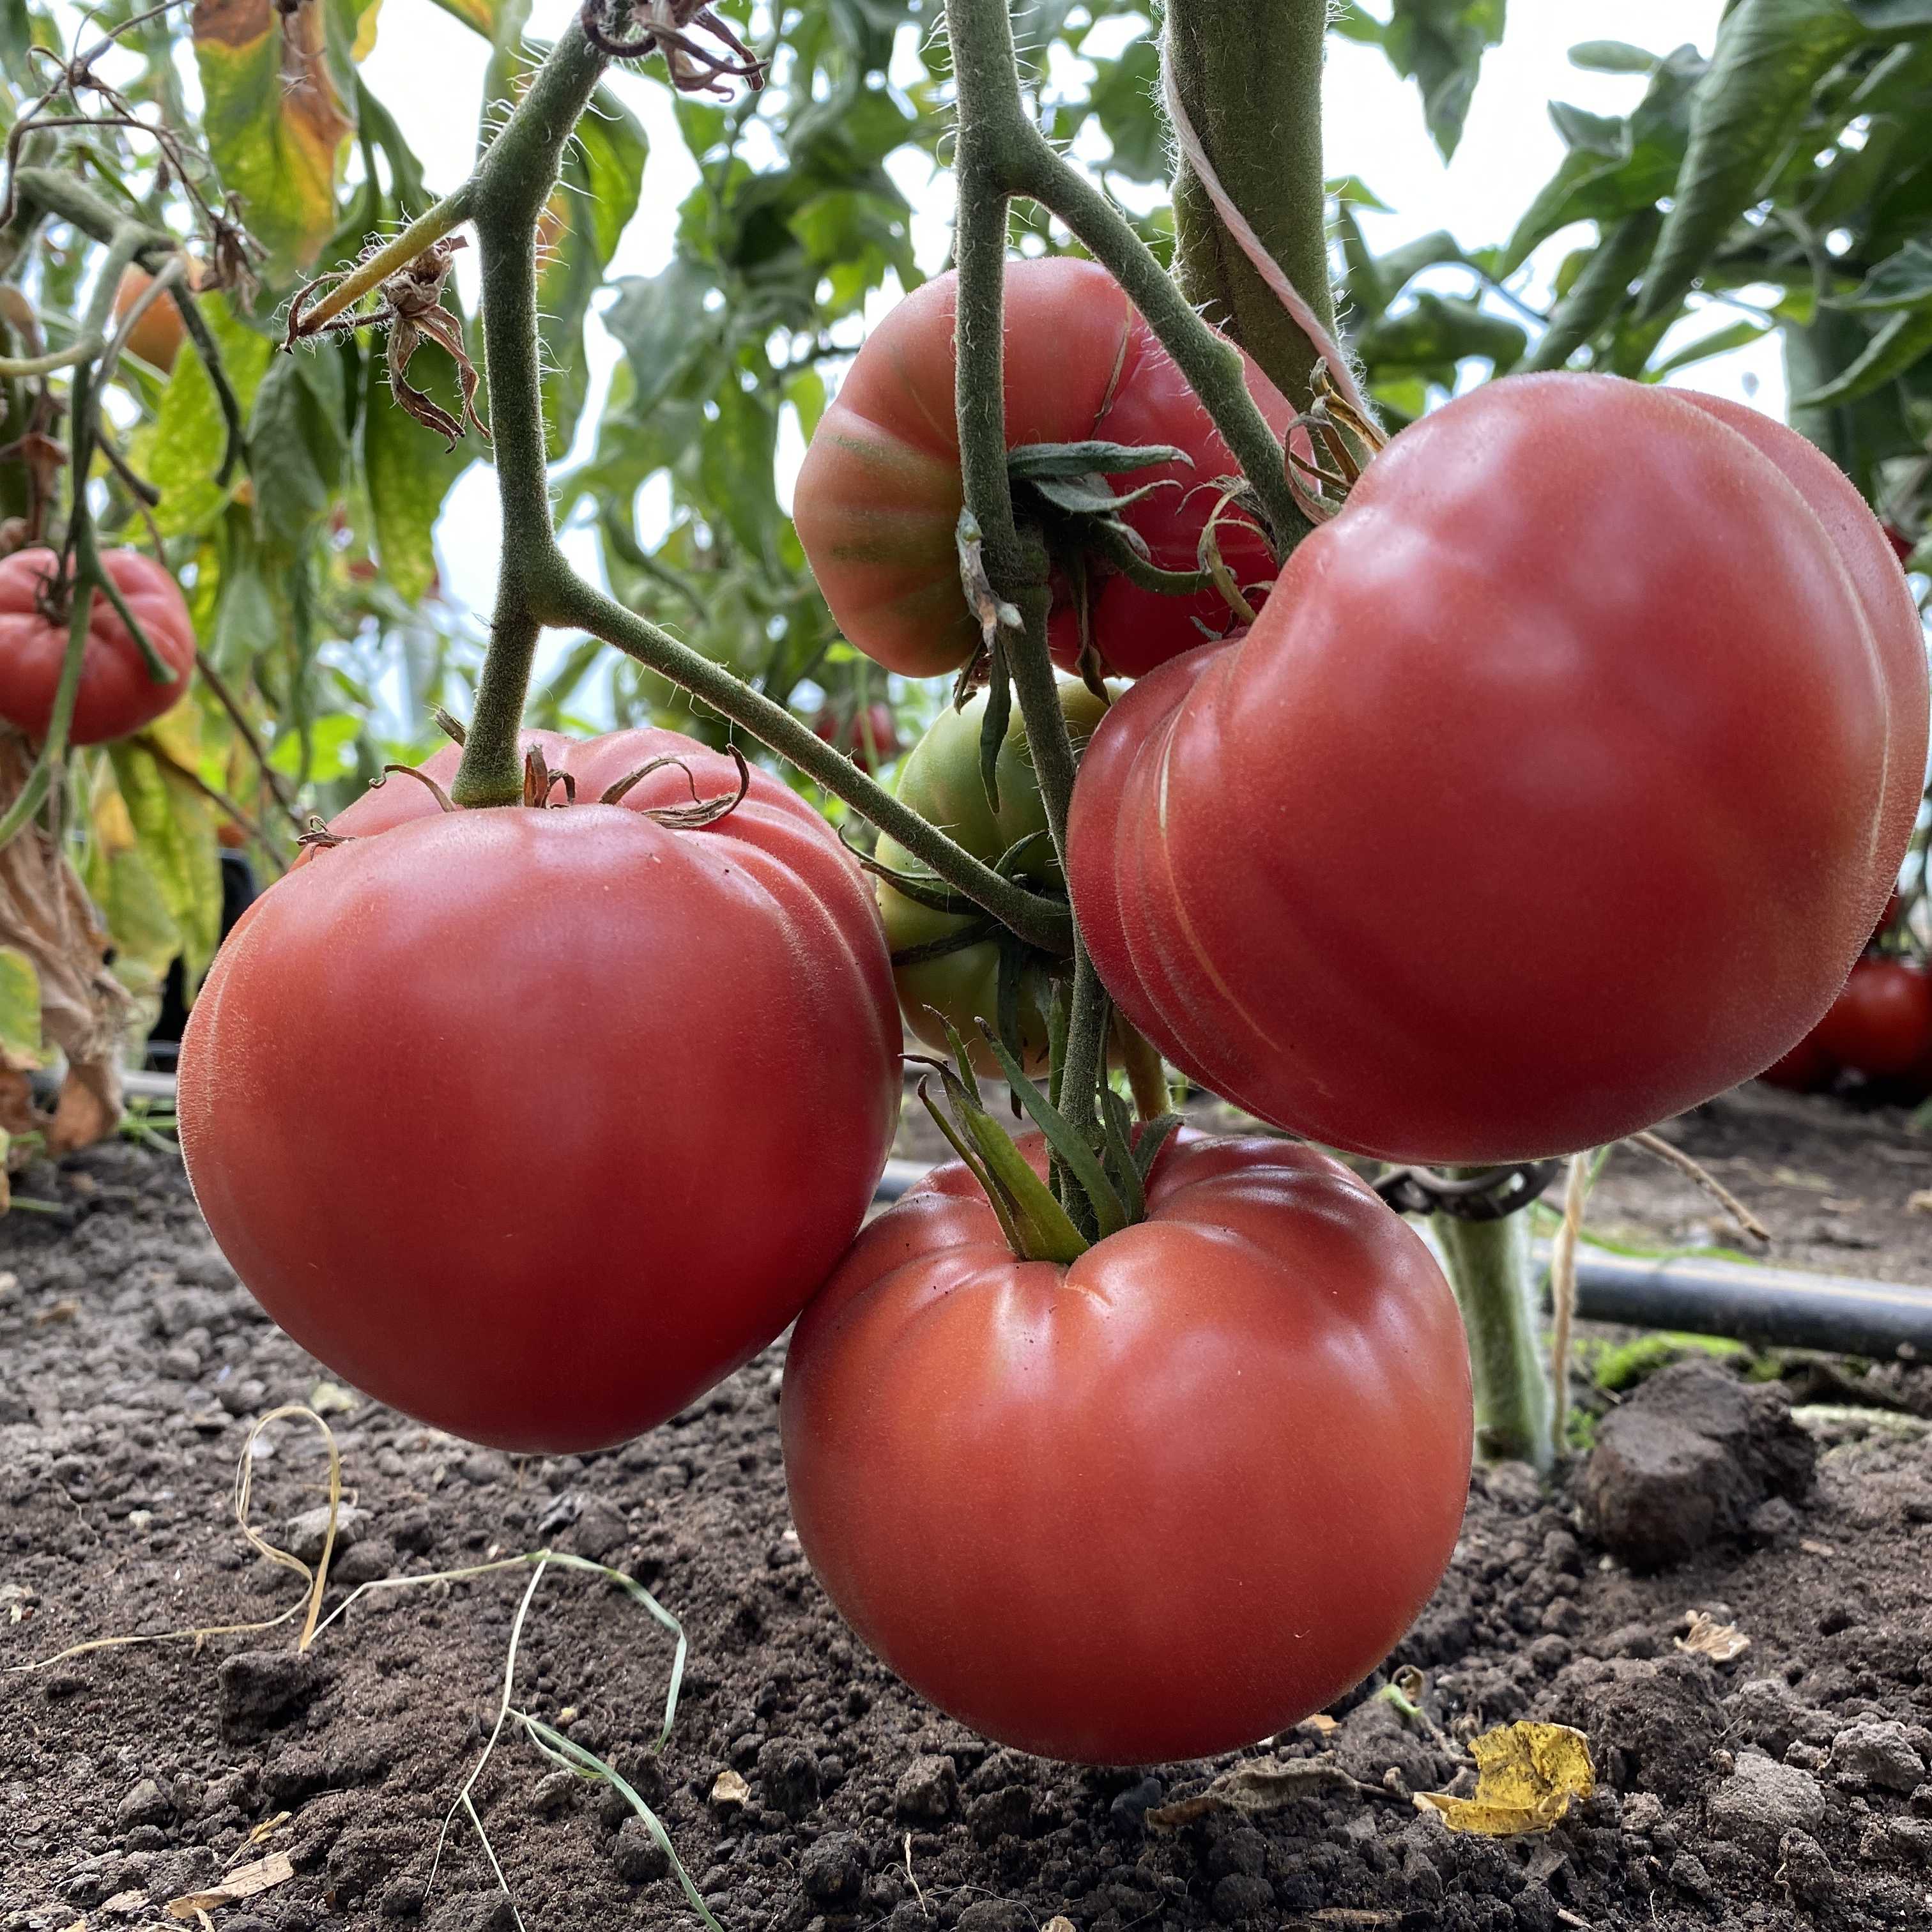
left=166, top=1850, right=296, bottom=1916
left=1676, top=1611, right=1750, bottom=1664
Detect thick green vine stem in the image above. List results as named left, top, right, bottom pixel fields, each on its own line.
left=1432, top=1200, right=1556, bottom=1474
left=1164, top=0, right=1335, bottom=411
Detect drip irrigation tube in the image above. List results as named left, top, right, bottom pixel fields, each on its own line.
left=873, top=1161, right=1932, bottom=1360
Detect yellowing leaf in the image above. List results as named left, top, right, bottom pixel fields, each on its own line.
left=194, top=0, right=353, bottom=277
left=0, top=946, right=42, bottom=1070
left=1418, top=1722, right=1595, bottom=1836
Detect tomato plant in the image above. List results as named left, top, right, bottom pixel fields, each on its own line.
left=781, top=1129, right=1472, bottom=1765
left=875, top=677, right=1107, bottom=1072
left=0, top=549, right=195, bottom=747
left=793, top=257, right=1291, bottom=680
left=1069, top=373, right=1912, bottom=1163
left=178, top=728, right=902, bottom=1453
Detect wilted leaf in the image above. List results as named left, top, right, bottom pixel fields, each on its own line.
left=1144, top=1754, right=1383, bottom=1831
left=1418, top=1722, right=1595, bottom=1835
left=104, top=738, right=224, bottom=988
left=193, top=0, right=355, bottom=277
left=1676, top=1611, right=1751, bottom=1662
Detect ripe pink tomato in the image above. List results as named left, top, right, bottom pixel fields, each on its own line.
left=782, top=1131, right=1473, bottom=1765
left=0, top=548, right=194, bottom=746
left=793, top=257, right=1289, bottom=679
left=1069, top=374, right=1905, bottom=1162
left=180, top=728, right=901, bottom=1453
left=1673, top=392, right=1928, bottom=937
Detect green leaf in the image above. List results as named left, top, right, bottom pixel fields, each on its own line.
left=1837, top=239, right=1932, bottom=309
left=1088, top=34, right=1166, bottom=183
left=361, top=346, right=470, bottom=602
left=249, top=348, right=347, bottom=550
left=0, top=946, right=42, bottom=1068
left=1356, top=292, right=1528, bottom=379
left=105, top=740, right=223, bottom=986
left=603, top=261, right=719, bottom=418
left=1524, top=208, right=1662, bottom=370
left=269, top=711, right=362, bottom=783
left=1570, top=40, right=1660, bottom=73
left=192, top=0, right=355, bottom=278
left=1381, top=0, right=1507, bottom=160
left=129, top=296, right=274, bottom=540
left=1795, top=303, right=1932, bottom=406
left=699, top=383, right=781, bottom=562
left=425, top=0, right=496, bottom=30
left=1648, top=316, right=1770, bottom=374
left=784, top=366, right=827, bottom=443
left=1329, top=173, right=1394, bottom=211
left=1843, top=0, right=1932, bottom=24
left=1636, top=0, right=1869, bottom=321
left=532, top=81, right=647, bottom=456
left=1330, top=1, right=1387, bottom=43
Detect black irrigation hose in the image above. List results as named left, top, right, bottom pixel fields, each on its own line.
left=874, top=1162, right=1932, bottom=1360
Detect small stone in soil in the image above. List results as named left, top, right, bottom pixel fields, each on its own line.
left=113, top=1778, right=171, bottom=1832
left=279, top=1502, right=364, bottom=1563
left=612, top=1814, right=670, bottom=1883
left=215, top=1649, right=322, bottom=1740
left=1107, top=1774, right=1162, bottom=1836
left=893, top=1753, right=958, bottom=1823
left=1578, top=1360, right=1816, bottom=1570
left=798, top=1829, right=864, bottom=1905
left=755, top=1736, right=821, bottom=1819
left=1829, top=1717, right=1931, bottom=1791
left=1706, top=1748, right=1827, bottom=1859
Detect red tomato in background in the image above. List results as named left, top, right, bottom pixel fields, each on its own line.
left=812, top=701, right=900, bottom=766
left=1069, top=374, right=1905, bottom=1163
left=782, top=1131, right=1473, bottom=1765
left=0, top=548, right=194, bottom=746
left=1674, top=392, right=1929, bottom=937
left=793, top=257, right=1289, bottom=680
left=180, top=728, right=901, bottom=1453
left=1757, top=1031, right=1836, bottom=1094
left=1813, top=958, right=1932, bottom=1080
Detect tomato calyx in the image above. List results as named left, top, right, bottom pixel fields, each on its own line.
left=913, top=1018, right=1182, bottom=1264
left=1282, top=364, right=1389, bottom=526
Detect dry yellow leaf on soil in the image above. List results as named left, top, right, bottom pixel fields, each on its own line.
left=1418, top=1722, right=1595, bottom=1836
left=166, top=1850, right=295, bottom=1915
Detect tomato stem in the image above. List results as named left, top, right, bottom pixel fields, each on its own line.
left=1163, top=0, right=1338, bottom=418
left=1432, top=1200, right=1555, bottom=1474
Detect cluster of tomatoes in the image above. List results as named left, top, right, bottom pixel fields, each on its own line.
left=1761, top=896, right=1932, bottom=1100
left=166, top=256, right=1926, bottom=1769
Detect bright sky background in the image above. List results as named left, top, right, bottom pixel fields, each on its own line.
left=358, top=0, right=1749, bottom=624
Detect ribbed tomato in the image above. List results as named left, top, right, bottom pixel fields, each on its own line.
left=1069, top=374, right=1908, bottom=1162
left=0, top=548, right=194, bottom=746
left=793, top=257, right=1289, bottom=680
left=1674, top=392, right=1928, bottom=934
left=781, top=1131, right=1473, bottom=1764
left=179, top=728, right=901, bottom=1453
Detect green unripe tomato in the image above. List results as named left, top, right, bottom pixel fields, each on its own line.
left=877, top=677, right=1111, bottom=1073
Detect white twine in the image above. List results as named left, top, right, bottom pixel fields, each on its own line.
left=1159, top=31, right=1376, bottom=429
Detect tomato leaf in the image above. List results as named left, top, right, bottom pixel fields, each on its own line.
left=1570, top=40, right=1659, bottom=73
left=102, top=739, right=224, bottom=989
left=1086, top=33, right=1166, bottom=184
left=1635, top=0, right=1869, bottom=322
left=1647, top=318, right=1770, bottom=376
left=1837, top=238, right=1932, bottom=310
left=1381, top=0, right=1507, bottom=162
left=1795, top=303, right=1932, bottom=406
left=249, top=346, right=348, bottom=551
left=0, top=946, right=43, bottom=1069
left=362, top=340, right=471, bottom=602
left=1523, top=209, right=1661, bottom=372
left=1356, top=293, right=1527, bottom=381
left=192, top=0, right=358, bottom=278
left=977, top=1026, right=1130, bottom=1241
left=131, top=298, right=275, bottom=540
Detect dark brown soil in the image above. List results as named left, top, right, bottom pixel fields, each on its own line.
left=4, top=1092, right=1932, bottom=1932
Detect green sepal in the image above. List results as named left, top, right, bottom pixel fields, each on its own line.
left=919, top=1076, right=1029, bottom=1259
left=1131, top=1110, right=1185, bottom=1184
left=978, top=633, right=1011, bottom=816
left=925, top=1061, right=1090, bottom=1264
left=1007, top=439, right=1190, bottom=481
left=1098, top=1086, right=1147, bottom=1225
left=976, top=1022, right=1130, bottom=1241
